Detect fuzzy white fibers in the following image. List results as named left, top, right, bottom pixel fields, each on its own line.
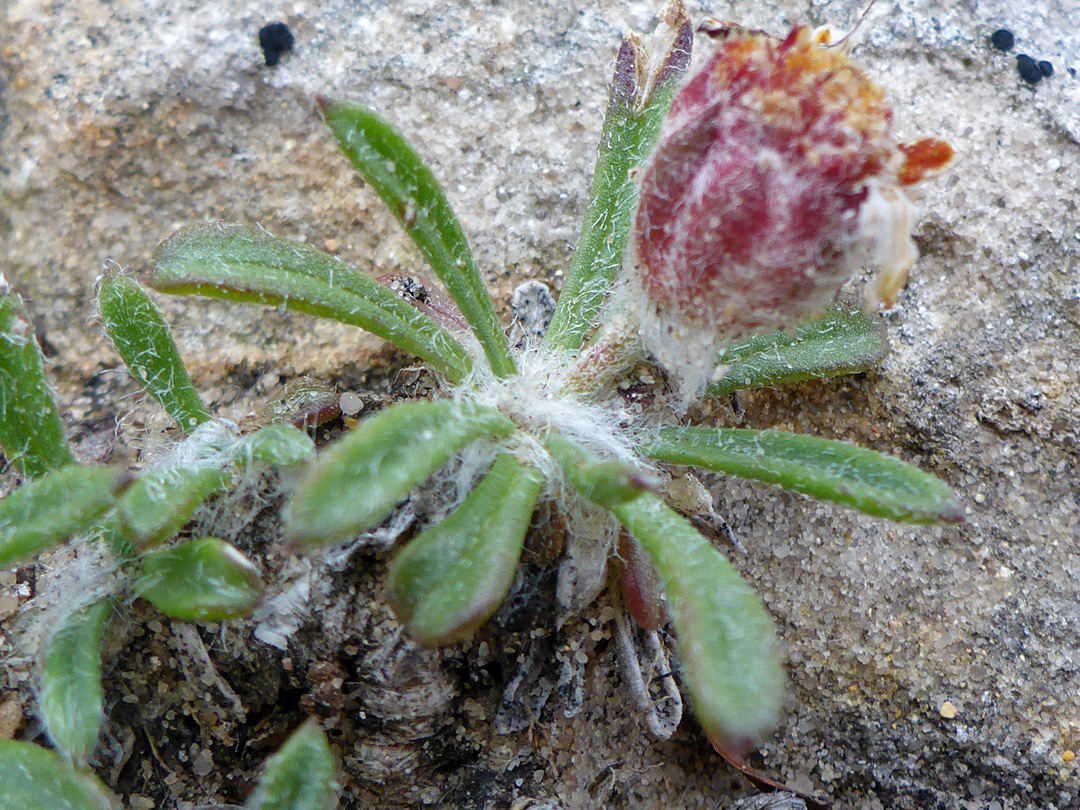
left=14, top=540, right=123, bottom=665
left=142, top=418, right=242, bottom=472
left=465, top=345, right=652, bottom=480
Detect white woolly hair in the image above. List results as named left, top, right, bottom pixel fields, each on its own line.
left=14, top=540, right=124, bottom=665
left=142, top=418, right=242, bottom=472
left=465, top=342, right=655, bottom=479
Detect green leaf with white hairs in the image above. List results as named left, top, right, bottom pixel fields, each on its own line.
left=316, top=98, right=516, bottom=378
left=233, top=424, right=316, bottom=468
left=0, top=465, right=129, bottom=566
left=136, top=537, right=264, bottom=621
left=246, top=719, right=338, bottom=810
left=642, top=427, right=964, bottom=524
left=113, top=467, right=231, bottom=552
left=39, top=599, right=114, bottom=765
left=545, top=7, right=693, bottom=352
left=387, top=454, right=543, bottom=645
left=543, top=432, right=652, bottom=508
left=286, top=400, right=515, bottom=550
left=610, top=492, right=783, bottom=751
left=708, top=305, right=888, bottom=396
left=0, top=740, right=119, bottom=810
left=0, top=282, right=73, bottom=477
left=98, top=272, right=211, bottom=434
left=150, top=223, right=473, bottom=384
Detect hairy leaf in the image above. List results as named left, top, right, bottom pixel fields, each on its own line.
left=388, top=454, right=543, bottom=644
left=151, top=223, right=473, bottom=383
left=136, top=537, right=264, bottom=621
left=709, top=306, right=887, bottom=396
left=115, top=467, right=231, bottom=551
left=544, top=433, right=652, bottom=507
left=0, top=282, right=73, bottom=476
left=246, top=720, right=338, bottom=810
left=643, top=427, right=964, bottom=524
left=287, top=400, right=515, bottom=550
left=0, top=741, right=119, bottom=810
left=98, top=272, right=211, bottom=433
left=316, top=98, right=515, bottom=378
left=40, top=599, right=114, bottom=765
left=0, top=465, right=128, bottom=566
left=233, top=424, right=316, bottom=468
left=545, top=6, right=693, bottom=352
left=611, top=493, right=783, bottom=750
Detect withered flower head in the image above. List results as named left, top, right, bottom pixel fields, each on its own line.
left=630, top=25, right=952, bottom=390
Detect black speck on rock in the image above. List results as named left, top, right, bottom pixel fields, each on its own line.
left=1016, top=54, right=1043, bottom=85
left=1038, top=60, right=1054, bottom=78
left=259, top=22, right=294, bottom=67
left=990, top=28, right=1014, bottom=52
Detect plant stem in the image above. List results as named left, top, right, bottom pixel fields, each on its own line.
left=559, top=314, right=645, bottom=400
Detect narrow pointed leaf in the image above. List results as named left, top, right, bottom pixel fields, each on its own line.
left=544, top=432, right=652, bottom=508
left=113, top=467, right=231, bottom=551
left=642, top=427, right=964, bottom=524
left=233, top=424, right=316, bottom=468
left=0, top=741, right=119, bottom=810
left=610, top=493, right=783, bottom=750
left=545, top=7, right=693, bottom=352
left=150, top=223, right=472, bottom=383
left=0, top=282, right=73, bottom=476
left=246, top=720, right=337, bottom=810
left=316, top=98, right=515, bottom=378
left=0, top=465, right=128, bottom=566
left=708, top=306, right=887, bottom=396
left=287, top=400, right=515, bottom=550
left=98, top=272, right=211, bottom=433
left=40, top=599, right=114, bottom=765
left=388, top=454, right=543, bottom=645
left=136, top=537, right=264, bottom=621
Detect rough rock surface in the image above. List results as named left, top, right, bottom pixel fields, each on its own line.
left=1, top=1, right=1078, bottom=809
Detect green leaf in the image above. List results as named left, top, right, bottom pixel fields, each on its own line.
left=98, top=272, right=211, bottom=434
left=0, top=465, right=129, bottom=566
left=114, top=467, right=231, bottom=551
left=610, top=493, right=783, bottom=750
left=316, top=98, right=516, bottom=378
left=708, top=306, right=888, bottom=396
left=642, top=427, right=965, bottom=524
left=543, top=432, right=651, bottom=508
left=150, top=223, right=473, bottom=384
left=286, top=400, right=515, bottom=550
left=0, top=740, right=119, bottom=810
left=0, top=282, right=73, bottom=476
left=545, top=13, right=692, bottom=352
left=39, top=599, right=114, bottom=765
left=246, top=720, right=338, bottom=810
left=387, top=454, right=543, bottom=645
left=233, top=424, right=316, bottom=468
left=136, top=537, right=264, bottom=621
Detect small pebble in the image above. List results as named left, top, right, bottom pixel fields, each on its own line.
left=1038, top=60, right=1054, bottom=78
left=339, top=391, right=363, bottom=416
left=259, top=22, right=294, bottom=67
left=0, top=699, right=23, bottom=740
left=990, top=29, right=1014, bottom=52
left=939, top=700, right=959, bottom=719
left=1016, top=54, right=1043, bottom=85
left=1063, top=750, right=1076, bottom=763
